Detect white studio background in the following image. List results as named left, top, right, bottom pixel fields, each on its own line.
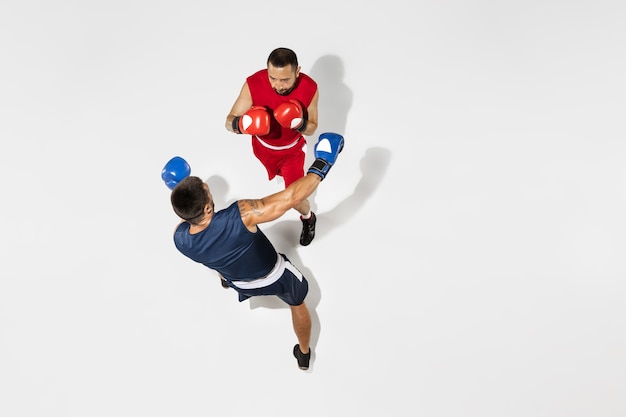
left=1, top=1, right=625, bottom=416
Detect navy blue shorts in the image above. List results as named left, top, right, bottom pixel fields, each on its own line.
left=234, top=254, right=308, bottom=306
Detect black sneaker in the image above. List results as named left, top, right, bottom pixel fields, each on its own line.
left=299, top=212, right=316, bottom=246
left=293, top=344, right=311, bottom=370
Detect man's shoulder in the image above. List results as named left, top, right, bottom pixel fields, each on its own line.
left=246, top=69, right=269, bottom=92
left=299, top=72, right=317, bottom=88
left=217, top=201, right=241, bottom=214
left=248, top=69, right=268, bottom=81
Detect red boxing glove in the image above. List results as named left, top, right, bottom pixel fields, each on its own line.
left=273, top=99, right=307, bottom=132
left=233, top=106, right=271, bottom=135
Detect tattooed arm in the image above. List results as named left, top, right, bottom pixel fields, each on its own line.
left=238, top=173, right=322, bottom=232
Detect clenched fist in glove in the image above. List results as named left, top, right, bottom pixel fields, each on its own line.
left=274, top=99, right=307, bottom=132
left=162, top=156, right=191, bottom=190
left=307, top=132, right=344, bottom=181
left=232, top=106, right=271, bottom=135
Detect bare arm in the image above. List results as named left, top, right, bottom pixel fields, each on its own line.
left=225, top=82, right=253, bottom=132
left=301, top=89, right=319, bottom=136
left=239, top=173, right=322, bottom=232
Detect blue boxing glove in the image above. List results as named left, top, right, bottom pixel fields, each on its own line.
left=307, top=132, right=344, bottom=180
left=161, top=156, right=191, bottom=190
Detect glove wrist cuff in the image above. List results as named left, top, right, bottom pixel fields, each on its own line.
left=296, top=118, right=308, bottom=133
left=308, top=158, right=331, bottom=180
left=232, top=116, right=242, bottom=134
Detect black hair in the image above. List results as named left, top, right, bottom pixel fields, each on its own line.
left=267, top=47, right=298, bottom=69
left=170, top=176, right=211, bottom=224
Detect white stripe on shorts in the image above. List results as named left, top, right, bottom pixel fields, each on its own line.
left=285, top=260, right=303, bottom=282
left=255, top=135, right=302, bottom=150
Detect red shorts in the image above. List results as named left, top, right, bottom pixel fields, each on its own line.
left=251, top=135, right=307, bottom=187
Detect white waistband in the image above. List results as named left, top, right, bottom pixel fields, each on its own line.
left=255, top=135, right=302, bottom=150
left=231, top=254, right=285, bottom=290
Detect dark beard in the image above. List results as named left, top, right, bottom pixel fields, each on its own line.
left=274, top=87, right=294, bottom=96
left=274, top=78, right=299, bottom=96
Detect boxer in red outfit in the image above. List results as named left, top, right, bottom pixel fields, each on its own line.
left=226, top=47, right=320, bottom=246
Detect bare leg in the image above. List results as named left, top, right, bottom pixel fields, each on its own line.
left=293, top=198, right=311, bottom=217
left=290, top=302, right=311, bottom=353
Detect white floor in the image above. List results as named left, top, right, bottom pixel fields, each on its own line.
left=1, top=1, right=625, bottom=416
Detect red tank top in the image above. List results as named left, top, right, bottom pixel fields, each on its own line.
left=247, top=69, right=317, bottom=145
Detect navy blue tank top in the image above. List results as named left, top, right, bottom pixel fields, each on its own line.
left=173, top=202, right=277, bottom=281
